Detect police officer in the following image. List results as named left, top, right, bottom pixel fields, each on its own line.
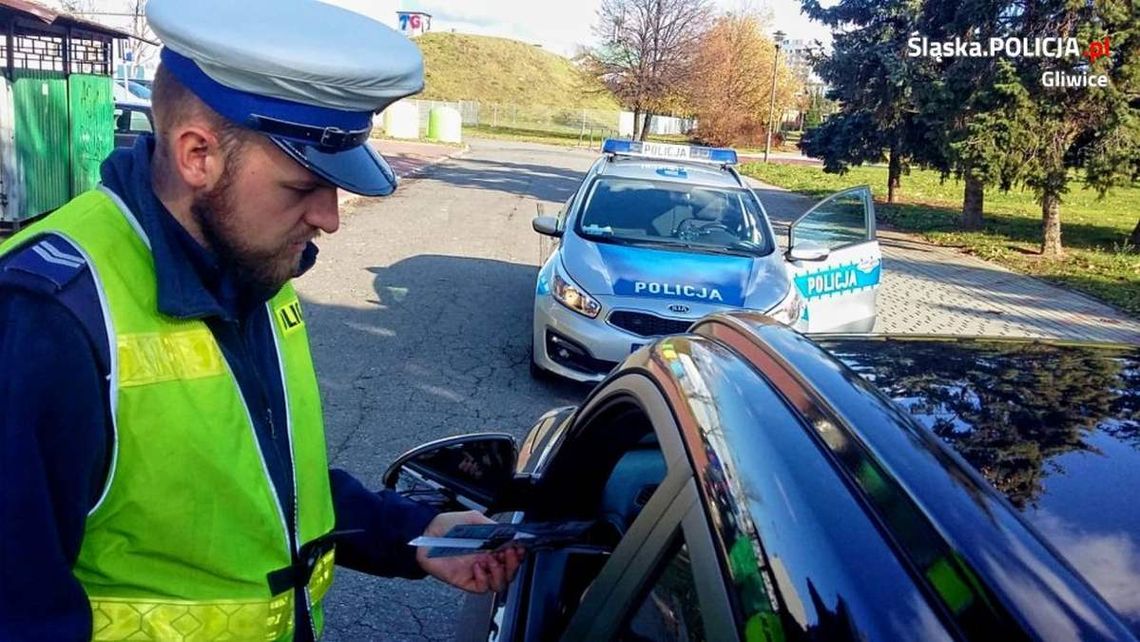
left=0, top=1, right=520, bottom=640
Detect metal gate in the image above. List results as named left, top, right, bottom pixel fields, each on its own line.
left=68, top=74, right=113, bottom=196
left=12, top=68, right=70, bottom=219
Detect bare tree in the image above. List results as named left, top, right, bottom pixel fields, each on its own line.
left=56, top=0, right=95, bottom=12
left=584, top=0, right=712, bottom=140
left=117, top=0, right=157, bottom=67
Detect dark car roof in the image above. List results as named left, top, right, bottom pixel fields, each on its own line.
left=815, top=335, right=1140, bottom=634
left=678, top=314, right=1139, bottom=640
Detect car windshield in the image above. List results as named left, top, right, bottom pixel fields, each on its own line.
left=575, top=177, right=773, bottom=256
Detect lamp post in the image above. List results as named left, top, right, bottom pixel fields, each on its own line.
left=764, top=30, right=786, bottom=163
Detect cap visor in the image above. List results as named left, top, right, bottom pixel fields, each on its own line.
left=271, top=138, right=397, bottom=197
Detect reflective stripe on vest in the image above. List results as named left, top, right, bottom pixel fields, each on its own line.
left=87, top=549, right=335, bottom=641
left=0, top=190, right=337, bottom=641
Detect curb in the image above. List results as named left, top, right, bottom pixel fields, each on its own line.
left=337, top=144, right=469, bottom=206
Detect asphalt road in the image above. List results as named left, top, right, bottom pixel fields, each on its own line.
left=297, top=139, right=598, bottom=641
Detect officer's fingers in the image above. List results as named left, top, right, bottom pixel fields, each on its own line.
left=486, top=556, right=507, bottom=592
left=470, top=560, right=491, bottom=593
left=508, top=547, right=524, bottom=577
left=501, top=547, right=523, bottom=579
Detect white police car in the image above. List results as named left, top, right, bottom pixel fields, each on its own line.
left=531, top=139, right=882, bottom=382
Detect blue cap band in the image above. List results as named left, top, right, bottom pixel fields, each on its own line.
left=160, top=47, right=373, bottom=146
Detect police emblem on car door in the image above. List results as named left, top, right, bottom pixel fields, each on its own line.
left=786, top=186, right=881, bottom=333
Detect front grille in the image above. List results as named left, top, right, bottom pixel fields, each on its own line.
left=609, top=311, right=692, bottom=338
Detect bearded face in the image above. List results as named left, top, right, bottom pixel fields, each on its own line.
left=188, top=136, right=335, bottom=296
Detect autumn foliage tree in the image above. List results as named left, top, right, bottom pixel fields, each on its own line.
left=684, top=13, right=801, bottom=147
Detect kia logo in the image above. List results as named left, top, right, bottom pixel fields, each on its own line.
left=668, top=304, right=690, bottom=314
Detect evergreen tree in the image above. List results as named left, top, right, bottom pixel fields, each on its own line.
left=911, top=0, right=1034, bottom=229
left=800, top=0, right=931, bottom=203
left=999, top=0, right=1139, bottom=256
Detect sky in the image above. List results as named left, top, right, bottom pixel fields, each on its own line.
left=43, top=0, right=832, bottom=60
left=327, top=0, right=833, bottom=57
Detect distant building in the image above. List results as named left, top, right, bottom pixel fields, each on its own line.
left=782, top=38, right=822, bottom=84
left=779, top=39, right=831, bottom=131
left=397, top=11, right=431, bottom=37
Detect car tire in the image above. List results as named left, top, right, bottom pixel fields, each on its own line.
left=529, top=339, right=551, bottom=381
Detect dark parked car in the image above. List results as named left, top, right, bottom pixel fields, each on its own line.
left=387, top=313, right=1139, bottom=642
left=114, top=102, right=153, bottom=149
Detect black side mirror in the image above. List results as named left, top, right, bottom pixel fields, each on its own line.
left=383, top=433, right=518, bottom=511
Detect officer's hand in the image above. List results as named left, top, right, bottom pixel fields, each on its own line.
left=415, top=511, right=524, bottom=593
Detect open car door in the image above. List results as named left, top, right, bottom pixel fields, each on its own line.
left=786, top=186, right=881, bottom=333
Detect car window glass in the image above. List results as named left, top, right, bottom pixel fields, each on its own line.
left=129, top=110, right=152, bottom=134
left=558, top=192, right=575, bottom=229
left=618, top=535, right=706, bottom=642
left=113, top=108, right=127, bottom=133
left=128, top=80, right=152, bottom=100
left=792, top=190, right=868, bottom=249
left=578, top=177, right=771, bottom=255
left=528, top=403, right=667, bottom=641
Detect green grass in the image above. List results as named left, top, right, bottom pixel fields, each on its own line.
left=417, top=33, right=619, bottom=110
left=739, top=162, right=1140, bottom=316
left=463, top=124, right=611, bottom=148
left=462, top=125, right=694, bottom=149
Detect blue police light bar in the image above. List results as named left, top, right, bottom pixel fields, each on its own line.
left=602, top=139, right=738, bottom=165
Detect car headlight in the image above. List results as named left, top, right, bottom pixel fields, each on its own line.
left=552, top=263, right=601, bottom=318
left=765, top=286, right=805, bottom=326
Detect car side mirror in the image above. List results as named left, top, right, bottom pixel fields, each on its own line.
left=532, top=215, right=562, bottom=238
left=383, top=433, right=518, bottom=510
left=787, top=241, right=831, bottom=262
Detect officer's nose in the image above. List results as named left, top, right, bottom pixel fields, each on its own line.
left=305, top=187, right=340, bottom=234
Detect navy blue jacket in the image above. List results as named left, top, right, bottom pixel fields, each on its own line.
left=0, top=137, right=438, bottom=641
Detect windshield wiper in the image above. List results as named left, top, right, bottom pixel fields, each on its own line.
left=674, top=242, right=756, bottom=256
left=642, top=239, right=755, bottom=256
left=580, top=235, right=756, bottom=256
left=580, top=234, right=643, bottom=248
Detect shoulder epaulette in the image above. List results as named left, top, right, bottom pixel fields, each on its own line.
left=2, top=236, right=89, bottom=291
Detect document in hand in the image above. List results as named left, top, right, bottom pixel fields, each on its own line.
left=409, top=521, right=607, bottom=558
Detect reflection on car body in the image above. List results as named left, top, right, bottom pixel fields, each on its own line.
left=405, top=314, right=1140, bottom=641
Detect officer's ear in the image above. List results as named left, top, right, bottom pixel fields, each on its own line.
left=166, top=124, right=229, bottom=191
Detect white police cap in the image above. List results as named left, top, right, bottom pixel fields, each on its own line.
left=146, top=0, right=425, bottom=196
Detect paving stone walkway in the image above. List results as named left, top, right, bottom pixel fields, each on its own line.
left=750, top=181, right=1140, bottom=344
